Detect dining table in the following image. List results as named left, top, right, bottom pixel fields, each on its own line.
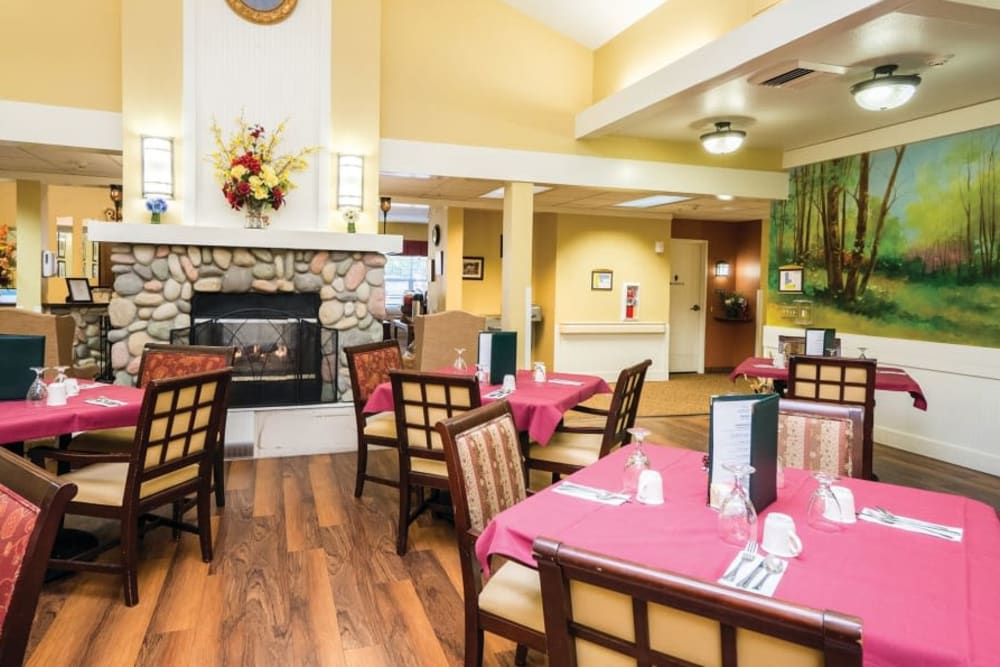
left=477, top=444, right=1000, bottom=666
left=729, top=356, right=928, bottom=410
left=363, top=368, right=611, bottom=445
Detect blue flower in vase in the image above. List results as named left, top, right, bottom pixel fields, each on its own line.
left=145, top=197, right=169, bottom=223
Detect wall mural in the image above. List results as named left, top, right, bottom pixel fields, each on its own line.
left=768, top=124, right=1000, bottom=348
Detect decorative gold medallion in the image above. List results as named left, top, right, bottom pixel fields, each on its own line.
left=225, top=0, right=298, bottom=25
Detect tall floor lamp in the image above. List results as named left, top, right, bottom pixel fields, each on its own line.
left=380, top=196, right=392, bottom=234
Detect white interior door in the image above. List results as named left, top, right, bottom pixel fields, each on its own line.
left=668, top=239, right=706, bottom=373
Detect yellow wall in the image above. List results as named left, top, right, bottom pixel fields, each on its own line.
left=459, top=208, right=503, bottom=315
left=0, top=0, right=121, bottom=111
left=385, top=221, right=427, bottom=241
left=531, top=213, right=558, bottom=366
left=0, top=183, right=15, bottom=229
left=44, top=185, right=110, bottom=302
left=553, top=213, right=671, bottom=323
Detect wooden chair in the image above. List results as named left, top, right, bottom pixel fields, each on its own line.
left=66, top=343, right=236, bottom=507
left=779, top=399, right=864, bottom=478
left=436, top=401, right=546, bottom=667
left=0, top=449, right=77, bottom=667
left=786, top=356, right=877, bottom=480
left=37, top=368, right=232, bottom=606
left=389, top=369, right=481, bottom=555
left=526, top=359, right=651, bottom=479
left=344, top=340, right=403, bottom=497
left=533, top=537, right=863, bottom=667
left=412, top=310, right=486, bottom=371
left=778, top=334, right=842, bottom=357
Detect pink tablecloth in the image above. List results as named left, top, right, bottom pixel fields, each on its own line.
left=363, top=369, right=611, bottom=445
left=0, top=383, right=144, bottom=445
left=730, top=357, right=928, bottom=410
left=478, top=446, right=1000, bottom=666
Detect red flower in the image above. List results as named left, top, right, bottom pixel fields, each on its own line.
left=272, top=188, right=284, bottom=209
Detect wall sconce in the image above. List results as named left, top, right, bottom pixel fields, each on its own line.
left=380, top=196, right=392, bottom=234
left=141, top=137, right=173, bottom=198
left=337, top=154, right=364, bottom=209
left=715, top=260, right=731, bottom=277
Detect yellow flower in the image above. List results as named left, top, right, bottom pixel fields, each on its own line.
left=230, top=165, right=248, bottom=179
left=261, top=164, right=279, bottom=188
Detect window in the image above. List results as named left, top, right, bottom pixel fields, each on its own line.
left=384, top=255, right=429, bottom=307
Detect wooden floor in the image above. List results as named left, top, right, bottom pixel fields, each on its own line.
left=24, top=416, right=1000, bottom=667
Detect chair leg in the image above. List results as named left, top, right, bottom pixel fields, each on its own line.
left=171, top=501, right=183, bottom=540
left=355, top=441, right=369, bottom=498
left=198, top=485, right=214, bottom=562
left=396, top=479, right=411, bottom=556
left=213, top=449, right=226, bottom=507
left=465, top=621, right=485, bottom=667
left=514, top=644, right=528, bottom=666
left=121, top=515, right=140, bottom=607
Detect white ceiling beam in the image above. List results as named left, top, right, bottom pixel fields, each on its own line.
left=0, top=101, right=122, bottom=152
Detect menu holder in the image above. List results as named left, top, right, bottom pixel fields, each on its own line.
left=805, top=327, right=837, bottom=356
left=477, top=331, right=517, bottom=385
left=0, top=334, right=45, bottom=400
left=707, top=393, right=779, bottom=513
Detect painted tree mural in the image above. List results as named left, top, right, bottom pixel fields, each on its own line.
left=769, top=125, right=1000, bottom=348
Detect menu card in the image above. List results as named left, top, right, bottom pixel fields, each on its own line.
left=805, top=327, right=837, bottom=356
left=707, top=393, right=778, bottom=513
left=0, top=334, right=45, bottom=400
left=477, top=331, right=517, bottom=385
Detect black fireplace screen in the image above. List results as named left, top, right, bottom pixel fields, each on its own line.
left=172, top=293, right=338, bottom=408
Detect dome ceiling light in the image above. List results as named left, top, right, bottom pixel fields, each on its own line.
left=851, top=64, right=921, bottom=111
left=700, top=121, right=746, bottom=155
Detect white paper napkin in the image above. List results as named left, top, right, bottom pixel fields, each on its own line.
left=718, top=554, right=787, bottom=597
left=547, top=378, right=584, bottom=386
left=484, top=388, right=514, bottom=399
left=857, top=507, right=963, bottom=541
left=77, top=383, right=106, bottom=390
left=552, top=482, right=629, bottom=505
left=85, top=397, right=128, bottom=407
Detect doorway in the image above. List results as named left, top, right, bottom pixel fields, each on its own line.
left=668, top=239, right=706, bottom=374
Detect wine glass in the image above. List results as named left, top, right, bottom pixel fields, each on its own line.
left=453, top=348, right=468, bottom=371
left=857, top=346, right=868, bottom=359
left=475, top=363, right=489, bottom=384
left=806, top=471, right=843, bottom=532
left=622, top=427, right=651, bottom=498
left=54, top=365, right=69, bottom=384
left=25, top=366, right=49, bottom=406
left=717, top=463, right=758, bottom=546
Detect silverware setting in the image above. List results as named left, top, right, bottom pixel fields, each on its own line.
left=558, top=482, right=629, bottom=502
left=721, top=541, right=758, bottom=582
left=752, top=555, right=785, bottom=591
left=861, top=507, right=962, bottom=539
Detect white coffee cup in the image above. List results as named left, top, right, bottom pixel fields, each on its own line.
left=636, top=469, right=664, bottom=505
left=762, top=512, right=803, bottom=557
left=825, top=485, right=857, bottom=524
left=773, top=352, right=786, bottom=369
left=46, top=382, right=68, bottom=407
left=502, top=374, right=517, bottom=392
left=64, top=377, right=80, bottom=397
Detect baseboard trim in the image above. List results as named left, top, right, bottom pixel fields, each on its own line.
left=876, top=425, right=1000, bottom=477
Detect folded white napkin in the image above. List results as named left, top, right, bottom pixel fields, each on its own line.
left=857, top=507, right=963, bottom=541
left=85, top=397, right=128, bottom=408
left=77, top=383, right=106, bottom=390
left=718, top=554, right=786, bottom=597
left=485, top=388, right=514, bottom=399
left=552, top=482, right=628, bottom=505
left=547, top=378, right=584, bottom=386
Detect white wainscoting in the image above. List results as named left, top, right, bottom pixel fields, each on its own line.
left=555, top=322, right=669, bottom=382
left=226, top=404, right=357, bottom=459
left=765, top=325, right=1000, bottom=476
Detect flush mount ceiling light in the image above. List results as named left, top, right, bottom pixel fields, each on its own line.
left=700, top=122, right=746, bottom=155
left=851, top=64, right=921, bottom=111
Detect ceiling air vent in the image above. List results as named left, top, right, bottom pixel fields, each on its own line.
left=749, top=60, right=847, bottom=90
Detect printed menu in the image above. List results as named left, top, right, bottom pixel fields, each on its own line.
left=707, top=392, right=778, bottom=512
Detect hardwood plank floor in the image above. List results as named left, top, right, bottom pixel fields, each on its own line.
left=25, top=416, right=1000, bottom=666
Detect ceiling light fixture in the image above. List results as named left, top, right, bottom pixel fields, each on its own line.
left=615, top=194, right=691, bottom=208
left=850, top=64, right=921, bottom=111
left=700, top=122, right=746, bottom=155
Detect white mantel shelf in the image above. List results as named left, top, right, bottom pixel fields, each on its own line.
left=86, top=221, right=403, bottom=254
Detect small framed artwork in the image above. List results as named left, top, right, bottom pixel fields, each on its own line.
left=591, top=269, right=613, bottom=291
left=57, top=233, right=67, bottom=258
left=66, top=277, right=94, bottom=303
left=56, top=259, right=66, bottom=277
left=462, top=256, right=484, bottom=280
left=778, top=265, right=804, bottom=293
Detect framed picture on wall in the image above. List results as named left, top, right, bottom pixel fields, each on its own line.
left=66, top=278, right=93, bottom=303
left=778, top=265, right=804, bottom=293
left=591, top=269, right=613, bottom=291
left=462, top=256, right=484, bottom=280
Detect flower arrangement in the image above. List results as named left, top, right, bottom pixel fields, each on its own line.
left=209, top=114, right=316, bottom=216
left=342, top=208, right=359, bottom=233
left=0, top=224, right=15, bottom=288
left=718, top=290, right=749, bottom=319
left=145, top=197, right=168, bottom=224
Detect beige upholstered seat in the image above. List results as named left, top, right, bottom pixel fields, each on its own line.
left=533, top=537, right=863, bottom=667
left=779, top=399, right=864, bottom=478
left=779, top=334, right=842, bottom=357
left=436, top=401, right=547, bottom=667
left=412, top=310, right=486, bottom=371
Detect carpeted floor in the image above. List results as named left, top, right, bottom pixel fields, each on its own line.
left=581, top=372, right=754, bottom=417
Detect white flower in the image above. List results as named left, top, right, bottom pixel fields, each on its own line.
left=342, top=208, right=360, bottom=224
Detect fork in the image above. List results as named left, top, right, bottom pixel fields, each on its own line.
left=871, top=507, right=961, bottom=537
left=722, top=541, right=758, bottom=582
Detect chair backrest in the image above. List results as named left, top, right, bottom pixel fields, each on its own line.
left=778, top=399, right=864, bottom=478
left=412, top=310, right=486, bottom=371
left=126, top=368, right=233, bottom=500
left=0, top=308, right=76, bottom=369
left=344, top=340, right=403, bottom=411
left=0, top=449, right=77, bottom=667
left=389, top=370, right=481, bottom=456
left=436, top=401, right=527, bottom=598
left=533, top=537, right=863, bottom=667
left=786, top=356, right=876, bottom=479
left=778, top=335, right=842, bottom=357
left=598, top=359, right=652, bottom=458
left=136, top=343, right=236, bottom=388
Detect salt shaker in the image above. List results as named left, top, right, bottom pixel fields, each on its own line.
left=533, top=361, right=547, bottom=383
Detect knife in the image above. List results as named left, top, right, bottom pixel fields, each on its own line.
left=736, top=559, right=766, bottom=588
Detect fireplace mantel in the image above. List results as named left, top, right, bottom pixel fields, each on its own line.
left=86, top=221, right=403, bottom=254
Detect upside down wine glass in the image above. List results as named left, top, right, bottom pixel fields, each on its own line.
left=453, top=348, right=468, bottom=371
left=717, top=463, right=758, bottom=546
left=806, top=471, right=843, bottom=532
left=622, top=427, right=651, bottom=498
left=25, top=366, right=49, bottom=406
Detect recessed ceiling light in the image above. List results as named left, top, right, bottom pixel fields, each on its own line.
left=479, top=185, right=551, bottom=199
left=381, top=171, right=434, bottom=179
left=615, top=194, right=692, bottom=208
left=716, top=194, right=734, bottom=201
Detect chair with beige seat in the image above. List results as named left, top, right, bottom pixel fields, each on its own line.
left=779, top=398, right=865, bottom=478
left=436, top=401, right=546, bottom=667
left=36, top=367, right=232, bottom=606
left=344, top=340, right=403, bottom=498
left=533, top=537, right=863, bottom=666
left=412, top=310, right=486, bottom=371
left=526, top=359, right=651, bottom=480
left=389, top=369, right=481, bottom=555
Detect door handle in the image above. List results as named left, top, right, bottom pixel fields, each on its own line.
left=691, top=304, right=701, bottom=312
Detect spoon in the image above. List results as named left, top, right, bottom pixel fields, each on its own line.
left=752, top=555, right=785, bottom=591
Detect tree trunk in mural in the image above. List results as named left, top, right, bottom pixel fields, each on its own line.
left=820, top=159, right=846, bottom=294
left=844, top=153, right=871, bottom=299
left=859, top=146, right=906, bottom=296
left=978, top=147, right=997, bottom=279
